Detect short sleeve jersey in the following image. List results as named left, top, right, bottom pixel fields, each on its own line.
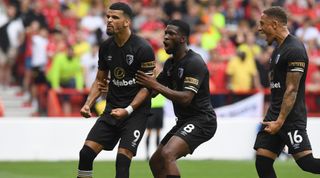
left=157, top=50, right=216, bottom=121
left=98, top=34, right=155, bottom=110
left=265, top=34, right=308, bottom=130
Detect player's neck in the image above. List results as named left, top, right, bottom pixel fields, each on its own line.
left=114, top=29, right=131, bottom=47
left=173, top=46, right=189, bottom=61
left=275, top=28, right=290, bottom=47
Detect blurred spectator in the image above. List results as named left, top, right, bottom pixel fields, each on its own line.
left=285, top=0, right=307, bottom=25
left=255, top=46, right=273, bottom=88
left=223, top=0, right=244, bottom=35
left=214, top=29, right=236, bottom=61
left=233, top=19, right=250, bottom=45
left=79, top=8, right=105, bottom=44
left=80, top=43, right=99, bottom=89
left=237, top=32, right=262, bottom=68
left=189, top=32, right=210, bottom=63
left=0, top=0, right=8, bottom=27
left=207, top=48, right=228, bottom=108
left=200, top=3, right=225, bottom=50
left=42, top=0, right=61, bottom=30
left=46, top=46, right=84, bottom=115
left=295, top=17, right=319, bottom=43
left=21, top=20, right=40, bottom=105
left=67, top=0, right=90, bottom=19
left=29, top=26, right=49, bottom=113
left=226, top=49, right=261, bottom=101
left=20, top=0, right=47, bottom=28
left=138, top=6, right=165, bottom=50
left=182, top=1, right=201, bottom=33
left=72, top=30, right=91, bottom=58
left=0, top=3, right=24, bottom=88
left=163, top=0, right=187, bottom=19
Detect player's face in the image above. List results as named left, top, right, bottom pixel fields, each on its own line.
left=258, top=14, right=277, bottom=45
left=163, top=25, right=182, bottom=54
left=105, top=9, right=129, bottom=36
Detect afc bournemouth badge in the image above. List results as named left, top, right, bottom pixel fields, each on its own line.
left=126, top=54, right=134, bottom=65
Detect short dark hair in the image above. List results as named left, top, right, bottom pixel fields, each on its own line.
left=168, top=20, right=190, bottom=38
left=263, top=6, right=287, bottom=25
left=109, top=2, right=133, bottom=19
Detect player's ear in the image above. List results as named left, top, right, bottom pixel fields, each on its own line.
left=271, top=19, right=279, bottom=29
left=124, top=17, right=130, bottom=28
left=180, top=35, right=187, bottom=43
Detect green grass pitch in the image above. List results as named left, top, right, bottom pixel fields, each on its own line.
left=0, top=160, right=318, bottom=178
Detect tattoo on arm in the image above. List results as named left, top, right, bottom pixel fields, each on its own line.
left=278, top=72, right=303, bottom=122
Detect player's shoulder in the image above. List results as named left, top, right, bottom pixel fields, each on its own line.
left=99, top=37, right=114, bottom=49
left=186, top=50, right=207, bottom=67
left=284, top=34, right=305, bottom=51
left=131, top=34, right=153, bottom=48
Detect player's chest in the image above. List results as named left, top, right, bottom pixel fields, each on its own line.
left=166, top=64, right=186, bottom=89
left=269, top=50, right=288, bottom=76
left=104, top=46, right=140, bottom=70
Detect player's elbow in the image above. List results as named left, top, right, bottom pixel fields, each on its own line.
left=286, top=84, right=299, bottom=94
left=178, top=91, right=194, bottom=107
left=179, top=97, right=192, bottom=107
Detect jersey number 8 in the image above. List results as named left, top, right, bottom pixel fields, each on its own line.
left=183, top=124, right=195, bottom=133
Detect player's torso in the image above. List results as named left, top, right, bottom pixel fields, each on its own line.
left=164, top=51, right=215, bottom=121
left=101, top=36, right=146, bottom=108
left=266, top=35, right=308, bottom=129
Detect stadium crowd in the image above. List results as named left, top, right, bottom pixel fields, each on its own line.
left=0, top=0, right=320, bottom=116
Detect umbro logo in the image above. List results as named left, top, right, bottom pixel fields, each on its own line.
left=275, top=54, right=280, bottom=64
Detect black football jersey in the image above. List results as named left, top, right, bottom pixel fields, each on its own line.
left=98, top=34, right=155, bottom=110
left=265, top=34, right=308, bottom=130
left=157, top=50, right=216, bottom=121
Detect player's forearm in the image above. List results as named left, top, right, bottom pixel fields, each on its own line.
left=84, top=81, right=102, bottom=108
left=129, top=88, right=150, bottom=110
left=278, top=88, right=297, bottom=123
left=154, top=84, right=192, bottom=106
left=277, top=72, right=302, bottom=123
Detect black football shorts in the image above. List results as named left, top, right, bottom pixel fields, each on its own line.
left=161, top=117, right=217, bottom=154
left=86, top=111, right=148, bottom=156
left=254, top=126, right=312, bottom=155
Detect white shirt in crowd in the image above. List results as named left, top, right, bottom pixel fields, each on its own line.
left=31, top=34, right=48, bottom=68
left=7, top=18, right=24, bottom=48
left=81, top=51, right=99, bottom=88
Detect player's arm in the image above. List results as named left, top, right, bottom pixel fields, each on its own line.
left=277, top=72, right=302, bottom=123
left=263, top=72, right=302, bottom=134
left=80, top=69, right=108, bottom=118
left=129, top=87, right=151, bottom=110
left=136, top=58, right=203, bottom=106
left=136, top=70, right=193, bottom=106
left=263, top=50, right=306, bottom=134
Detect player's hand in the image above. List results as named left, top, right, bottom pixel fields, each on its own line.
left=135, top=70, right=157, bottom=89
left=110, top=108, right=128, bottom=119
left=97, top=79, right=108, bottom=94
left=80, top=104, right=92, bottom=118
left=262, top=120, right=284, bottom=135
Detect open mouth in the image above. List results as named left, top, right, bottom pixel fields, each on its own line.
left=163, top=41, right=169, bottom=48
